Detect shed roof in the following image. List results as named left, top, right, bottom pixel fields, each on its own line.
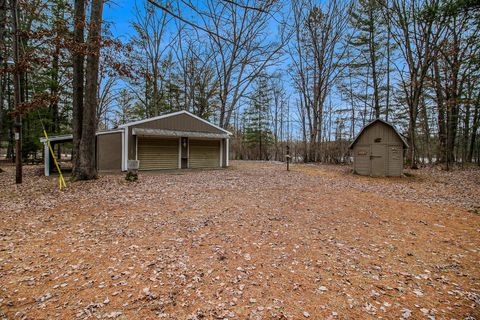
left=39, top=129, right=123, bottom=143
left=348, top=119, right=409, bottom=149
left=39, top=134, right=73, bottom=143
left=118, top=110, right=232, bottom=135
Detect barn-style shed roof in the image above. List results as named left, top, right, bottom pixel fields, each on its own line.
left=349, top=119, right=409, bottom=149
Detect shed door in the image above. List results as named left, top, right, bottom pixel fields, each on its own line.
left=189, top=139, right=220, bottom=168
left=137, top=137, right=179, bottom=170
left=354, top=146, right=371, bottom=175
left=370, top=144, right=386, bottom=176
left=387, top=145, right=403, bottom=176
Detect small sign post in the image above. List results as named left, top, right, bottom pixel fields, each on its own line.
left=286, top=145, right=290, bottom=171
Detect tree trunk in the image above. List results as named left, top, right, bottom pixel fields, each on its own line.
left=76, top=0, right=104, bottom=180
left=367, top=3, right=380, bottom=119
left=0, top=0, right=5, bottom=143
left=385, top=0, right=391, bottom=122
left=72, top=0, right=85, bottom=178
left=420, top=94, right=431, bottom=164
left=152, top=68, right=159, bottom=116
left=468, top=94, right=479, bottom=162
left=407, top=88, right=420, bottom=169
left=11, top=0, right=23, bottom=183
left=463, top=103, right=470, bottom=164
left=433, top=61, right=447, bottom=164
left=446, top=99, right=460, bottom=166
left=50, top=1, right=61, bottom=133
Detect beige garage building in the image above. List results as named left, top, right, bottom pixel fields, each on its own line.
left=41, top=111, right=231, bottom=175
left=349, top=119, right=408, bottom=177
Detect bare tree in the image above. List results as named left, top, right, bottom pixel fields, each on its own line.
left=204, top=0, right=287, bottom=128
left=289, top=0, right=352, bottom=161
left=97, top=76, right=117, bottom=130
left=172, top=28, right=219, bottom=117
left=270, top=74, right=286, bottom=161
left=131, top=0, right=170, bottom=117
left=431, top=7, right=479, bottom=167
left=147, top=0, right=288, bottom=128
left=386, top=0, right=446, bottom=168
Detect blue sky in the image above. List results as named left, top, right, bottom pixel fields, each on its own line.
left=100, top=0, right=367, bottom=140
left=104, top=0, right=136, bottom=39
left=101, top=0, right=301, bottom=134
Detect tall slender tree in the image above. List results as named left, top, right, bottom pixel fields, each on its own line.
left=71, top=0, right=85, bottom=178
left=387, top=0, right=446, bottom=168
left=72, top=0, right=104, bottom=180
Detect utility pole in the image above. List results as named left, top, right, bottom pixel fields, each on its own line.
left=11, top=0, right=22, bottom=183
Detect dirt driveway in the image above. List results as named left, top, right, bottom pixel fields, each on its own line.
left=0, top=161, right=479, bottom=319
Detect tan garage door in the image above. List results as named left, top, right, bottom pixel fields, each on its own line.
left=137, top=137, right=179, bottom=170
left=189, top=139, right=220, bottom=168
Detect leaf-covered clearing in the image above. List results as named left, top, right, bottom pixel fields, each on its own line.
left=0, top=161, right=479, bottom=319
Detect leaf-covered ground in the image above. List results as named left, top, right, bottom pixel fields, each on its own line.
left=0, top=161, right=479, bottom=319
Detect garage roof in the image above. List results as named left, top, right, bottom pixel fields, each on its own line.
left=119, top=110, right=232, bottom=135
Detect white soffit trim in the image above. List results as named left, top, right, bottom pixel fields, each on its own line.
left=135, top=135, right=138, bottom=161
left=121, top=129, right=126, bottom=171
left=178, top=137, right=181, bottom=169
left=220, top=139, right=223, bottom=167
left=124, top=127, right=129, bottom=171
left=96, top=129, right=124, bottom=136
left=132, top=128, right=229, bottom=139
left=226, top=139, right=229, bottom=167
left=44, top=143, right=50, bottom=176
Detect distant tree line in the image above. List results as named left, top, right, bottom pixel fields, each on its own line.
left=0, top=0, right=478, bottom=181
left=288, top=0, right=480, bottom=167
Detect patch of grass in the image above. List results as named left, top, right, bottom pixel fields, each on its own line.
left=469, top=207, right=480, bottom=215
left=403, top=172, right=415, bottom=178
left=293, top=165, right=337, bottom=177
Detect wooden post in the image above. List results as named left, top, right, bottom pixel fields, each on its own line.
left=286, top=145, right=290, bottom=171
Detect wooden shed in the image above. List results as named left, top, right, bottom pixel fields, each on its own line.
left=41, top=110, right=232, bottom=175
left=349, top=119, right=408, bottom=177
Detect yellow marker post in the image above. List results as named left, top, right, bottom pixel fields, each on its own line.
left=43, top=130, right=67, bottom=191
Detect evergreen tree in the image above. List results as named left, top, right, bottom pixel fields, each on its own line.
left=243, top=76, right=273, bottom=160
left=346, top=0, right=390, bottom=120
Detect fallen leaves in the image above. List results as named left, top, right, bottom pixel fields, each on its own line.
left=0, top=161, right=479, bottom=319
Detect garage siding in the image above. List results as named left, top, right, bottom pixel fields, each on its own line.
left=138, top=137, right=179, bottom=170
left=189, top=139, right=220, bottom=168
left=97, top=132, right=122, bottom=171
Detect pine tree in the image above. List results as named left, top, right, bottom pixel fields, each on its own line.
left=243, top=76, right=273, bottom=160
left=346, top=0, right=390, bottom=120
